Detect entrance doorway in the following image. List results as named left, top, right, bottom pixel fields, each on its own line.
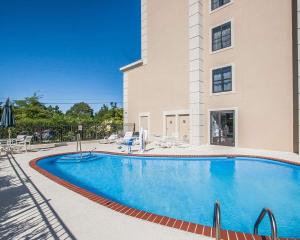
left=210, top=110, right=235, bottom=146
left=166, top=115, right=176, bottom=137
left=140, top=116, right=149, bottom=131
left=178, top=115, right=189, bottom=142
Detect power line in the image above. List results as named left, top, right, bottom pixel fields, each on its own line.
left=0, top=98, right=121, bottom=101
left=41, top=102, right=123, bottom=105
left=0, top=99, right=122, bottom=105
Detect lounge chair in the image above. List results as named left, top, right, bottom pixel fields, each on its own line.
left=116, top=132, right=133, bottom=145
left=99, top=134, right=118, bottom=144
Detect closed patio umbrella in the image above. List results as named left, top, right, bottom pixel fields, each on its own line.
left=0, top=98, right=16, bottom=142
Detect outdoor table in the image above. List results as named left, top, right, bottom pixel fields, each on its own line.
left=0, top=139, right=8, bottom=155
left=0, top=138, right=16, bottom=153
left=0, top=139, right=8, bottom=144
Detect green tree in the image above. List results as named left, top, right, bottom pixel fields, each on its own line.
left=66, top=102, right=93, bottom=119
left=0, top=101, right=3, bottom=117
left=94, top=102, right=123, bottom=136
left=47, top=105, right=62, bottom=115
left=15, top=93, right=53, bottom=120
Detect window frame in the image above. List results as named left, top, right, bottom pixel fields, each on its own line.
left=210, top=63, right=235, bottom=96
left=210, top=19, right=234, bottom=54
left=210, top=0, right=233, bottom=14
left=212, top=22, right=231, bottom=52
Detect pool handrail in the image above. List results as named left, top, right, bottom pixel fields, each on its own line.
left=76, top=133, right=82, bottom=153
left=254, top=208, right=278, bottom=240
left=89, top=148, right=97, bottom=155
left=213, top=201, right=221, bottom=240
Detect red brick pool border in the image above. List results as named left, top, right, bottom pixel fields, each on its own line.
left=29, top=151, right=299, bottom=240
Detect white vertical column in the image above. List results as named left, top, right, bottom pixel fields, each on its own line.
left=297, top=0, right=300, bottom=152
left=123, top=73, right=129, bottom=130
left=141, top=0, right=148, bottom=64
left=189, top=0, right=205, bottom=145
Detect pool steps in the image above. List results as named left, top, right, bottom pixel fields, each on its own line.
left=216, top=202, right=278, bottom=240
left=254, top=208, right=278, bottom=240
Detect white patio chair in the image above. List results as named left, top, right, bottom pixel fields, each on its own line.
left=12, top=135, right=33, bottom=152
left=14, top=135, right=27, bottom=144
left=116, top=132, right=133, bottom=145
left=0, top=140, right=8, bottom=156
left=99, top=134, right=118, bottom=144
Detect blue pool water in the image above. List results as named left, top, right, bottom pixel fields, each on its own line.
left=37, top=153, right=300, bottom=238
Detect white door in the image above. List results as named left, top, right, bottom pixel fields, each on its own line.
left=140, top=116, right=149, bottom=131
left=166, top=115, right=176, bottom=137
left=178, top=115, right=189, bottom=141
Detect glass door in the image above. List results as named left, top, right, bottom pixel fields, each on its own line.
left=210, top=110, right=235, bottom=146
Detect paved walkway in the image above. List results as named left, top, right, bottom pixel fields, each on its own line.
left=1, top=142, right=299, bottom=240
left=0, top=142, right=213, bottom=240
left=0, top=153, right=75, bottom=240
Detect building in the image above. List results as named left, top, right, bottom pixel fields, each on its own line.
left=120, top=0, right=299, bottom=153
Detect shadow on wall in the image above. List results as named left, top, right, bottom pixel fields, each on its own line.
left=0, top=153, right=76, bottom=240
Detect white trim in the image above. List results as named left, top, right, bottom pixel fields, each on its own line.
left=162, top=110, right=189, bottom=138
left=296, top=0, right=300, bottom=153
left=209, top=18, right=234, bottom=55
left=120, top=59, right=143, bottom=72
left=141, top=0, right=148, bottom=64
left=163, top=110, right=189, bottom=116
left=188, top=0, right=205, bottom=146
left=138, top=112, right=150, bottom=134
left=207, top=107, right=238, bottom=147
left=123, top=73, right=129, bottom=127
left=209, top=0, right=234, bottom=14
left=210, top=63, right=236, bottom=96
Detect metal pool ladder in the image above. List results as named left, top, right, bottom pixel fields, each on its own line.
left=212, top=203, right=277, bottom=240
left=213, top=201, right=221, bottom=240
left=254, top=208, right=278, bottom=240
left=76, top=133, right=82, bottom=157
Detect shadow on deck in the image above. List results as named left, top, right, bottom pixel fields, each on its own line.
left=0, top=153, right=76, bottom=240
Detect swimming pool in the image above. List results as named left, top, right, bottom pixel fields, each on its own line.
left=32, top=152, right=300, bottom=238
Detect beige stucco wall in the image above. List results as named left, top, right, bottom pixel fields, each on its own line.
left=123, top=0, right=296, bottom=152
left=203, top=0, right=294, bottom=151
left=125, top=0, right=189, bottom=136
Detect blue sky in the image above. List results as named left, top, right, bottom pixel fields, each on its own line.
left=0, top=0, right=141, bottom=112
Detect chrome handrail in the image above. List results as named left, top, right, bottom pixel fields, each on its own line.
left=213, top=201, right=221, bottom=240
left=89, top=147, right=96, bottom=155
left=76, top=133, right=82, bottom=157
left=254, top=208, right=278, bottom=240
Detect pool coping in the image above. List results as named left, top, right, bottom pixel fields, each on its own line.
left=29, top=151, right=299, bottom=240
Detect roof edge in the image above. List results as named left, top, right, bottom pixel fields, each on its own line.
left=120, top=59, right=143, bottom=72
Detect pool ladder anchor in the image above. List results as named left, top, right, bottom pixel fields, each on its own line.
left=76, top=133, right=82, bottom=158
left=212, top=202, right=278, bottom=240
left=89, top=148, right=97, bottom=156
left=213, top=201, right=221, bottom=240
left=254, top=208, right=278, bottom=240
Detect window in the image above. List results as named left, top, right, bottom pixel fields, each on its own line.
left=211, top=0, right=231, bottom=11
left=212, top=22, right=231, bottom=52
left=212, top=66, right=232, bottom=93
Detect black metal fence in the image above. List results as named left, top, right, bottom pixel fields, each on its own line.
left=123, top=123, right=135, bottom=133
left=0, top=123, right=124, bottom=144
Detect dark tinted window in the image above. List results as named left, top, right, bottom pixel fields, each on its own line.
left=212, top=66, right=232, bottom=93
left=212, top=22, right=231, bottom=51
left=211, top=0, right=231, bottom=11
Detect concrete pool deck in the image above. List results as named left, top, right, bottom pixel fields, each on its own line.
left=1, top=141, right=300, bottom=240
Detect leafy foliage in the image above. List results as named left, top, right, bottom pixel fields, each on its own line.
left=0, top=94, right=123, bottom=142
left=66, top=102, right=93, bottom=119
